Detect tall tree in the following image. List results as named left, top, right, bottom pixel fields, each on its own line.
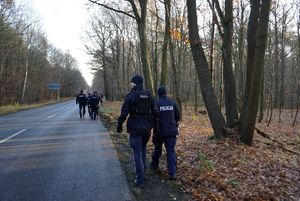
left=213, top=0, right=238, bottom=127
left=88, top=0, right=155, bottom=95
left=236, top=0, right=246, bottom=111
left=187, top=0, right=226, bottom=138
left=239, top=0, right=272, bottom=145
left=160, top=0, right=170, bottom=86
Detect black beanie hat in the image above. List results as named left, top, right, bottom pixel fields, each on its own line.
left=158, top=86, right=167, bottom=96
left=131, top=74, right=143, bottom=85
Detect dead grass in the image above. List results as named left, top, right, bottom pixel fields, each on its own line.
left=0, top=98, right=72, bottom=115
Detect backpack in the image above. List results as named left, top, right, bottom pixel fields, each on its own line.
left=132, top=90, right=152, bottom=115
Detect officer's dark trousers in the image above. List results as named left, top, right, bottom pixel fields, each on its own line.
left=129, top=133, right=150, bottom=184
left=78, top=104, right=86, bottom=117
left=90, top=105, right=98, bottom=119
left=151, top=135, right=177, bottom=176
left=88, top=105, right=91, bottom=117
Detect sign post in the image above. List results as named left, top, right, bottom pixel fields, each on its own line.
left=48, top=83, right=61, bottom=100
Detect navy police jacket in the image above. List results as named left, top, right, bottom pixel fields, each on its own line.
left=118, top=84, right=159, bottom=135
left=88, top=94, right=101, bottom=106
left=156, top=95, right=180, bottom=136
left=76, top=93, right=87, bottom=105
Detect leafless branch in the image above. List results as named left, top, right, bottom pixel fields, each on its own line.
left=87, top=0, right=135, bottom=19
left=212, top=0, right=225, bottom=28
left=207, top=0, right=224, bottom=37
left=125, top=0, right=140, bottom=22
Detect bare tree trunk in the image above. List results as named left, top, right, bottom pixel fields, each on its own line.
left=293, top=12, right=300, bottom=126
left=290, top=82, right=293, bottom=118
left=237, top=0, right=245, bottom=111
left=293, top=84, right=299, bottom=126
left=258, top=67, right=264, bottom=123
left=129, top=0, right=155, bottom=94
left=219, top=61, right=223, bottom=109
left=209, top=1, right=215, bottom=84
left=194, top=71, right=198, bottom=112
left=279, top=10, right=288, bottom=123
left=164, top=0, right=182, bottom=116
left=273, top=9, right=280, bottom=108
left=187, top=0, right=226, bottom=138
left=217, top=0, right=238, bottom=128
left=101, top=41, right=110, bottom=100
left=239, top=0, right=271, bottom=145
left=126, top=41, right=133, bottom=91
left=152, top=0, right=159, bottom=93
left=267, top=91, right=273, bottom=126
left=122, top=36, right=126, bottom=93
left=21, top=46, right=30, bottom=103
left=0, top=48, right=11, bottom=78
left=160, top=0, right=169, bottom=87
left=266, top=31, right=274, bottom=125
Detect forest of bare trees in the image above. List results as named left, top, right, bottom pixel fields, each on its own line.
left=0, top=0, right=88, bottom=106
left=86, top=0, right=299, bottom=145
left=1, top=0, right=299, bottom=145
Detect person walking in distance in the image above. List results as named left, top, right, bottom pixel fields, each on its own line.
left=88, top=91, right=103, bottom=120
left=151, top=86, right=180, bottom=180
left=76, top=89, right=87, bottom=118
left=116, top=74, right=159, bottom=188
left=87, top=92, right=92, bottom=117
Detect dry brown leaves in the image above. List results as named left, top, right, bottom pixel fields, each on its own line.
left=176, top=109, right=300, bottom=201
left=101, top=102, right=300, bottom=201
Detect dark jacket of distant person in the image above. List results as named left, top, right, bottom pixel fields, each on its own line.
left=76, top=90, right=87, bottom=105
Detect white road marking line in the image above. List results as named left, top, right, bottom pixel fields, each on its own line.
left=63, top=106, right=71, bottom=110
left=0, top=129, right=27, bottom=144
left=46, top=112, right=60, bottom=119
left=0, top=105, right=73, bottom=143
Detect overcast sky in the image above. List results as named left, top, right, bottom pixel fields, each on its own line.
left=16, top=0, right=94, bottom=86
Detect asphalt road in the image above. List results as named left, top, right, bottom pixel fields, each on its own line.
left=0, top=100, right=134, bottom=201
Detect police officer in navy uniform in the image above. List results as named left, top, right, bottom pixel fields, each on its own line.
left=151, top=86, right=180, bottom=180
left=117, top=74, right=158, bottom=188
left=76, top=89, right=87, bottom=118
left=88, top=91, right=103, bottom=120
left=87, top=92, right=92, bottom=117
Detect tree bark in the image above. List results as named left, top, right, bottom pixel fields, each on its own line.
left=128, top=0, right=155, bottom=95
left=292, top=84, right=299, bottom=126
left=215, top=0, right=238, bottom=128
left=258, top=68, right=264, bottom=122
left=279, top=10, right=288, bottom=123
left=160, top=0, right=169, bottom=87
left=237, top=1, right=245, bottom=111
left=273, top=10, right=280, bottom=108
left=209, top=1, right=215, bottom=85
left=187, top=0, right=226, bottom=138
left=169, top=35, right=182, bottom=117
left=21, top=45, right=30, bottom=103
left=239, top=0, right=272, bottom=145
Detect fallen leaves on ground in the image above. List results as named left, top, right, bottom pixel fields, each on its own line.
left=101, top=102, right=300, bottom=201
left=176, top=109, right=300, bottom=201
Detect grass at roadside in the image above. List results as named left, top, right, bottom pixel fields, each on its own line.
left=0, top=98, right=72, bottom=115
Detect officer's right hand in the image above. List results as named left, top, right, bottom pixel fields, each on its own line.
left=117, top=124, right=122, bottom=133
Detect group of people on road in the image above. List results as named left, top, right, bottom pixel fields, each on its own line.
left=76, top=90, right=103, bottom=120
left=117, top=74, right=180, bottom=188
